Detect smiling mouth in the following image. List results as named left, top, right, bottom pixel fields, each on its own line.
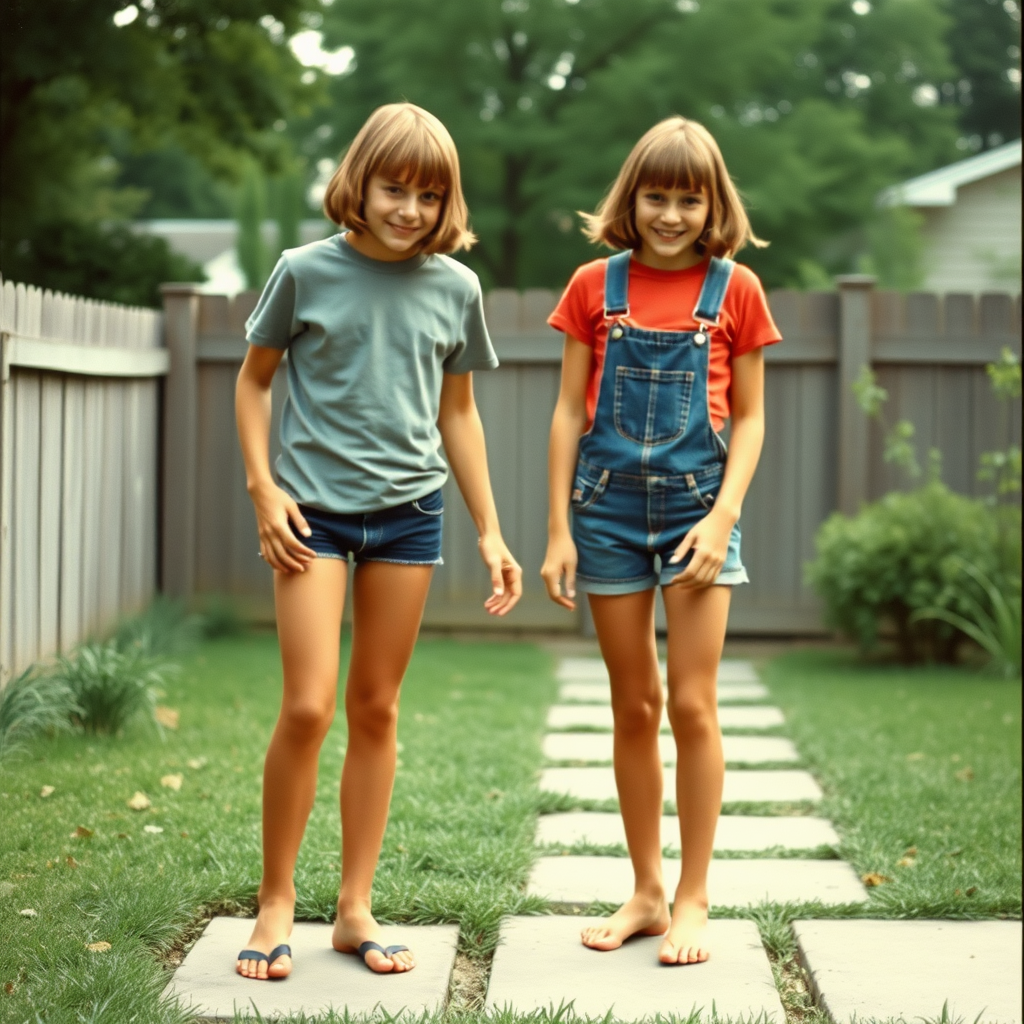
left=386, top=222, right=419, bottom=236
left=652, top=227, right=687, bottom=240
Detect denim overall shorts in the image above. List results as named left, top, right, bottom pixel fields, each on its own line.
left=571, top=251, right=749, bottom=594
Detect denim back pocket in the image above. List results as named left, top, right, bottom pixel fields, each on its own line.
left=412, top=489, right=444, bottom=515
left=614, top=367, right=694, bottom=445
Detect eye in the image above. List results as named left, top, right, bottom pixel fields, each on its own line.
left=421, top=190, right=443, bottom=203
left=644, top=192, right=665, bottom=203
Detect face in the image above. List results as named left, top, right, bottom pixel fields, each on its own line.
left=349, top=173, right=445, bottom=261
left=633, top=184, right=710, bottom=270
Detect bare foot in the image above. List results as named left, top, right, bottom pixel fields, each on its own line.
left=581, top=891, right=670, bottom=952
left=659, top=897, right=710, bottom=965
left=332, top=905, right=416, bottom=974
left=237, top=896, right=294, bottom=980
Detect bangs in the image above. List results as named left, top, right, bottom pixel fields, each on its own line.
left=635, top=131, right=716, bottom=195
left=373, top=119, right=453, bottom=191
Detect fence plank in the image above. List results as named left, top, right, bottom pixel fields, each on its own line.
left=12, top=371, right=42, bottom=669
left=38, top=375, right=64, bottom=657
left=60, top=379, right=86, bottom=652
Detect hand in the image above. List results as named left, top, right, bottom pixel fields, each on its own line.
left=667, top=508, right=733, bottom=588
left=250, top=481, right=316, bottom=573
left=478, top=532, right=522, bottom=616
left=540, top=531, right=578, bottom=610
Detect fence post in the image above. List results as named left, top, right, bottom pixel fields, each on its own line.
left=160, top=284, right=201, bottom=601
left=835, top=275, right=876, bottom=516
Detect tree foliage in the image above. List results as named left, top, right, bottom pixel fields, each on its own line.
left=307, top=0, right=963, bottom=288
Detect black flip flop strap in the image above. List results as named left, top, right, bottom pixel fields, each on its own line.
left=357, top=941, right=408, bottom=960
left=237, top=949, right=269, bottom=963
left=384, top=945, right=408, bottom=956
left=268, top=944, right=291, bottom=964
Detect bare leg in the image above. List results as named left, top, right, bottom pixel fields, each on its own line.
left=238, top=558, right=347, bottom=979
left=580, top=590, right=671, bottom=951
left=331, top=561, right=433, bottom=974
left=659, top=583, right=730, bottom=965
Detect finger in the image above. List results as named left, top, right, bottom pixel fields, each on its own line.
left=487, top=557, right=505, bottom=597
left=506, top=561, right=523, bottom=597
left=278, top=521, right=316, bottom=559
left=288, top=500, right=312, bottom=538
left=565, top=561, right=576, bottom=601
left=668, top=528, right=698, bottom=565
left=540, top=566, right=562, bottom=603
left=268, top=534, right=306, bottom=573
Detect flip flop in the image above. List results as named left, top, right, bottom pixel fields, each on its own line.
left=355, top=940, right=410, bottom=971
left=237, top=944, right=292, bottom=978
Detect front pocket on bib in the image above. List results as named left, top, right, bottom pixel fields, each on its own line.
left=614, top=367, right=694, bottom=445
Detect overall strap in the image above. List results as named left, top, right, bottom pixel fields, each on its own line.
left=692, top=256, right=736, bottom=326
left=603, top=251, right=632, bottom=318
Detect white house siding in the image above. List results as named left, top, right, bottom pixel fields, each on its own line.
left=917, top=166, right=1022, bottom=294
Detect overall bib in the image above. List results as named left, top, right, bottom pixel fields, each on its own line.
left=570, top=251, right=749, bottom=594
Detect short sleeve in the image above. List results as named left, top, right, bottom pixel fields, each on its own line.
left=730, top=266, right=782, bottom=357
left=548, top=264, right=599, bottom=347
left=245, top=257, right=302, bottom=349
left=443, top=279, right=499, bottom=374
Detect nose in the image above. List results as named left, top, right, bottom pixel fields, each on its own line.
left=397, top=195, right=419, bottom=220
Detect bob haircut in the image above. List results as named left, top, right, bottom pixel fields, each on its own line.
left=581, top=117, right=767, bottom=258
left=323, top=103, right=475, bottom=255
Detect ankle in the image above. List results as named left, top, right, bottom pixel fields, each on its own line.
left=673, top=891, right=709, bottom=910
left=336, top=898, right=373, bottom=919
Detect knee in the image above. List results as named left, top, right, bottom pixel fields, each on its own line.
left=346, top=686, right=399, bottom=743
left=610, top=683, right=663, bottom=739
left=666, top=691, right=718, bottom=740
left=279, top=697, right=336, bottom=743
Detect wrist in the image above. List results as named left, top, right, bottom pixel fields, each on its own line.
left=247, top=475, right=276, bottom=497
left=712, top=502, right=741, bottom=526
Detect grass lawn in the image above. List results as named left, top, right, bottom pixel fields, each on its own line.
left=0, top=634, right=554, bottom=1024
left=0, top=637, right=1019, bottom=1024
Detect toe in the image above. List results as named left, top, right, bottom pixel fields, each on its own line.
left=393, top=951, right=416, bottom=971
left=268, top=955, right=291, bottom=978
left=366, top=951, right=395, bottom=974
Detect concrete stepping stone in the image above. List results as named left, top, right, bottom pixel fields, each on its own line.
left=540, top=767, right=822, bottom=803
left=559, top=681, right=770, bottom=703
left=546, top=704, right=785, bottom=731
left=793, top=920, right=1022, bottom=1023
left=543, top=732, right=799, bottom=765
left=530, top=856, right=867, bottom=906
left=556, top=657, right=757, bottom=684
left=535, top=812, right=841, bottom=853
left=486, top=916, right=785, bottom=1019
left=165, top=917, right=459, bottom=1020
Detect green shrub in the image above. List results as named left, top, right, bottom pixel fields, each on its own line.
left=196, top=593, right=245, bottom=639
left=806, top=481, right=1015, bottom=662
left=52, top=642, right=176, bottom=735
left=0, top=668, right=77, bottom=764
left=113, top=596, right=203, bottom=658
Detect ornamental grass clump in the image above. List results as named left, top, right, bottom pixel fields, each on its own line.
left=112, top=596, right=203, bottom=658
left=806, top=481, right=1015, bottom=663
left=0, top=667, right=77, bottom=764
left=52, top=641, right=176, bottom=735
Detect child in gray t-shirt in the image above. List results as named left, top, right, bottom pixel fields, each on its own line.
left=234, top=102, right=522, bottom=982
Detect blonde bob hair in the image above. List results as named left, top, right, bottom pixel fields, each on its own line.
left=581, top=117, right=766, bottom=258
left=323, top=103, right=475, bottom=254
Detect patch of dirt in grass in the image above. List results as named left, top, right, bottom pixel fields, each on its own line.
left=156, top=900, right=255, bottom=972
left=766, top=946, right=829, bottom=1024
left=446, top=950, right=492, bottom=1012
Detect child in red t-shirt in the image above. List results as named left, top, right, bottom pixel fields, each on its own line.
left=541, top=117, right=781, bottom=965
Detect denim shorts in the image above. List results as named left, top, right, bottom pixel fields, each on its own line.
left=293, top=489, right=444, bottom=566
left=571, top=459, right=748, bottom=595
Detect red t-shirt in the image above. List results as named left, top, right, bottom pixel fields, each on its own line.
left=548, top=256, right=782, bottom=432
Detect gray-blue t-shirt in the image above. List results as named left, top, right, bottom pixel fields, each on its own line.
left=245, top=234, right=499, bottom=513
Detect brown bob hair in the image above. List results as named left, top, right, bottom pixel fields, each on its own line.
left=581, top=117, right=767, bottom=258
left=323, top=103, right=475, bottom=255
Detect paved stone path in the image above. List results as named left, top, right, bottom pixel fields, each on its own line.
left=542, top=731, right=799, bottom=763
left=166, top=918, right=458, bottom=1020
left=547, top=703, right=786, bottom=730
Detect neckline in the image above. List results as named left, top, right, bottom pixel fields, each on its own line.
left=627, top=254, right=710, bottom=278
left=334, top=233, right=430, bottom=274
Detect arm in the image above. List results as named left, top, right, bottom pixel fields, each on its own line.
left=539, top=336, right=593, bottom=610
left=669, top=346, right=765, bottom=586
left=437, top=372, right=522, bottom=616
left=235, top=343, right=315, bottom=573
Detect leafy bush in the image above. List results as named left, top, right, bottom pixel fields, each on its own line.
left=113, top=597, right=204, bottom=658
left=913, top=562, right=1022, bottom=678
left=806, top=482, right=1015, bottom=662
left=196, top=594, right=245, bottom=639
left=0, top=668, right=77, bottom=764
left=52, top=642, right=176, bottom=735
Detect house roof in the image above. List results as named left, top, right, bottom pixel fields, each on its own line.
left=879, top=139, right=1022, bottom=208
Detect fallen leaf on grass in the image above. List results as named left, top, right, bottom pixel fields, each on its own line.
left=70, top=826, right=94, bottom=839
left=954, top=766, right=974, bottom=782
left=485, top=788, right=504, bottom=801
left=116, top=833, right=129, bottom=840
left=126, top=792, right=151, bottom=811
left=39, top=786, right=55, bottom=798
left=154, top=707, right=179, bottom=730
left=897, top=856, right=916, bottom=868
left=160, top=774, right=183, bottom=791
left=4, top=981, right=13, bottom=994
left=180, top=831, right=190, bottom=839
left=65, top=856, right=79, bottom=869
left=86, top=941, right=111, bottom=952
left=143, top=825, right=164, bottom=834
left=186, top=757, right=207, bottom=770
left=966, top=886, right=978, bottom=896
left=19, top=909, right=37, bottom=918
left=861, top=872, right=892, bottom=887
left=905, top=752, right=925, bottom=761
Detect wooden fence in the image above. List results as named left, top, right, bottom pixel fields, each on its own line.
left=0, top=280, right=165, bottom=685
left=160, top=279, right=1020, bottom=635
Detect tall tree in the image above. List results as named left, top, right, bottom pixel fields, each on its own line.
left=309, top=0, right=958, bottom=288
